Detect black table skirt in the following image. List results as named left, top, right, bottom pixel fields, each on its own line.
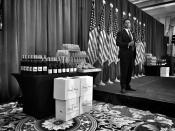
left=144, top=65, right=169, bottom=76
left=12, top=71, right=99, bottom=119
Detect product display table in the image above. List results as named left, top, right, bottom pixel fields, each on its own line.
left=12, top=68, right=101, bottom=119
left=169, top=56, right=175, bottom=75
left=144, top=65, right=168, bottom=76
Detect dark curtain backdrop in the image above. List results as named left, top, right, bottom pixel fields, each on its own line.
left=0, top=0, right=81, bottom=103
left=0, top=0, right=165, bottom=103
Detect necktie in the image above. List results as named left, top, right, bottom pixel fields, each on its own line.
left=128, top=30, right=133, bottom=41
left=128, top=30, right=134, bottom=51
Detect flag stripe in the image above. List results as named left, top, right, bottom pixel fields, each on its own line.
left=97, top=4, right=109, bottom=65
left=87, top=0, right=98, bottom=65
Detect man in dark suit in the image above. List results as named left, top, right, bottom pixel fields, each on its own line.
left=116, top=18, right=136, bottom=93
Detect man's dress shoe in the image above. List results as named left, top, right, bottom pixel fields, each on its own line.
left=126, top=88, right=136, bottom=91
left=120, top=89, right=126, bottom=93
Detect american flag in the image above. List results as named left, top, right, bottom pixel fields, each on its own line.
left=133, top=17, right=137, bottom=41
left=138, top=21, right=142, bottom=42
left=140, top=23, right=146, bottom=64
left=122, top=11, right=127, bottom=29
left=87, top=0, right=98, bottom=65
left=135, top=42, right=142, bottom=65
left=113, top=8, right=120, bottom=64
left=138, top=21, right=146, bottom=64
left=136, top=19, right=139, bottom=42
left=134, top=18, right=141, bottom=65
left=113, top=9, right=119, bottom=39
left=141, top=23, right=146, bottom=42
left=97, top=0, right=109, bottom=66
left=128, top=12, right=133, bottom=32
left=140, top=41, right=146, bottom=64
left=107, top=4, right=119, bottom=65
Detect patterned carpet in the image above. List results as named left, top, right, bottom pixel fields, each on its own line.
left=1, top=101, right=175, bottom=131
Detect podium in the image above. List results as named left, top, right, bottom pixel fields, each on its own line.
left=12, top=69, right=101, bottom=119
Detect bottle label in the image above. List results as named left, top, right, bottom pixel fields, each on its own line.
left=70, top=68, right=74, bottom=72
left=28, top=66, right=31, bottom=71
left=43, top=66, right=47, bottom=72
left=66, top=68, right=69, bottom=72
left=48, top=69, right=52, bottom=74
left=29, top=67, right=33, bottom=72
left=38, top=67, right=42, bottom=72
left=23, top=66, right=26, bottom=71
left=58, top=69, right=62, bottom=73
left=74, top=68, right=77, bottom=72
left=26, top=66, right=29, bottom=71
left=53, top=69, right=57, bottom=74
left=33, top=67, right=38, bottom=72
left=62, top=68, right=66, bottom=73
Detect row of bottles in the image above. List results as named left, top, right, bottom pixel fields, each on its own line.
left=156, top=59, right=167, bottom=66
left=20, top=55, right=78, bottom=74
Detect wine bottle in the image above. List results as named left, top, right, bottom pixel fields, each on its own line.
left=61, top=57, right=66, bottom=73
left=30, top=55, right=34, bottom=74
left=20, top=55, right=25, bottom=74
left=53, top=57, right=58, bottom=74
left=73, top=56, right=77, bottom=72
left=73, top=62, right=77, bottom=72
left=65, top=57, right=69, bottom=73
left=70, top=57, right=74, bottom=73
left=25, top=55, right=29, bottom=74
left=28, top=55, right=32, bottom=74
left=32, top=55, right=38, bottom=74
left=57, top=57, right=62, bottom=74
left=37, top=55, right=43, bottom=74
left=48, top=57, right=53, bottom=74
left=42, top=55, right=48, bottom=74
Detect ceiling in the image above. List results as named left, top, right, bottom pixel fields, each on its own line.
left=129, top=0, right=175, bottom=19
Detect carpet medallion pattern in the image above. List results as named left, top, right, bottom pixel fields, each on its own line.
left=34, top=114, right=97, bottom=131
left=0, top=101, right=175, bottom=131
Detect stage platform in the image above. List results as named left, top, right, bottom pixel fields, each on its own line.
left=93, top=76, right=175, bottom=118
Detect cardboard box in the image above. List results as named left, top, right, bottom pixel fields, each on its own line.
left=160, top=73, right=169, bottom=77
left=79, top=94, right=93, bottom=114
left=55, top=98, right=79, bottom=121
left=172, top=45, right=175, bottom=57
left=160, top=67, right=169, bottom=77
left=54, top=77, right=80, bottom=100
left=75, top=76, right=93, bottom=96
left=160, top=67, right=169, bottom=72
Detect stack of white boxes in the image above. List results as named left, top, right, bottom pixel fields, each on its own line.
left=54, top=76, right=93, bottom=121
left=160, top=67, right=170, bottom=77
left=54, top=77, right=80, bottom=121
left=77, top=76, right=93, bottom=114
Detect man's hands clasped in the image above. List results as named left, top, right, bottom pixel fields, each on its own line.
left=128, top=41, right=134, bottom=48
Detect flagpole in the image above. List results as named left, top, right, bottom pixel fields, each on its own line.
left=141, top=23, right=146, bottom=77
left=114, top=60, right=120, bottom=82
left=106, top=3, right=115, bottom=85
left=95, top=60, right=105, bottom=86
left=114, top=8, right=120, bottom=83
left=96, top=0, right=107, bottom=87
left=106, top=63, right=113, bottom=84
left=87, top=0, right=100, bottom=87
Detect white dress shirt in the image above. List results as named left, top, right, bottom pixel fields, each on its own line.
left=124, top=28, right=133, bottom=40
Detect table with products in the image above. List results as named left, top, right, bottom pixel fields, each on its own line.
left=168, top=56, right=175, bottom=75
left=12, top=68, right=101, bottom=119
left=144, top=65, right=169, bottom=76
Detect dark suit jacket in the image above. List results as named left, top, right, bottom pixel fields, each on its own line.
left=116, top=29, right=136, bottom=59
